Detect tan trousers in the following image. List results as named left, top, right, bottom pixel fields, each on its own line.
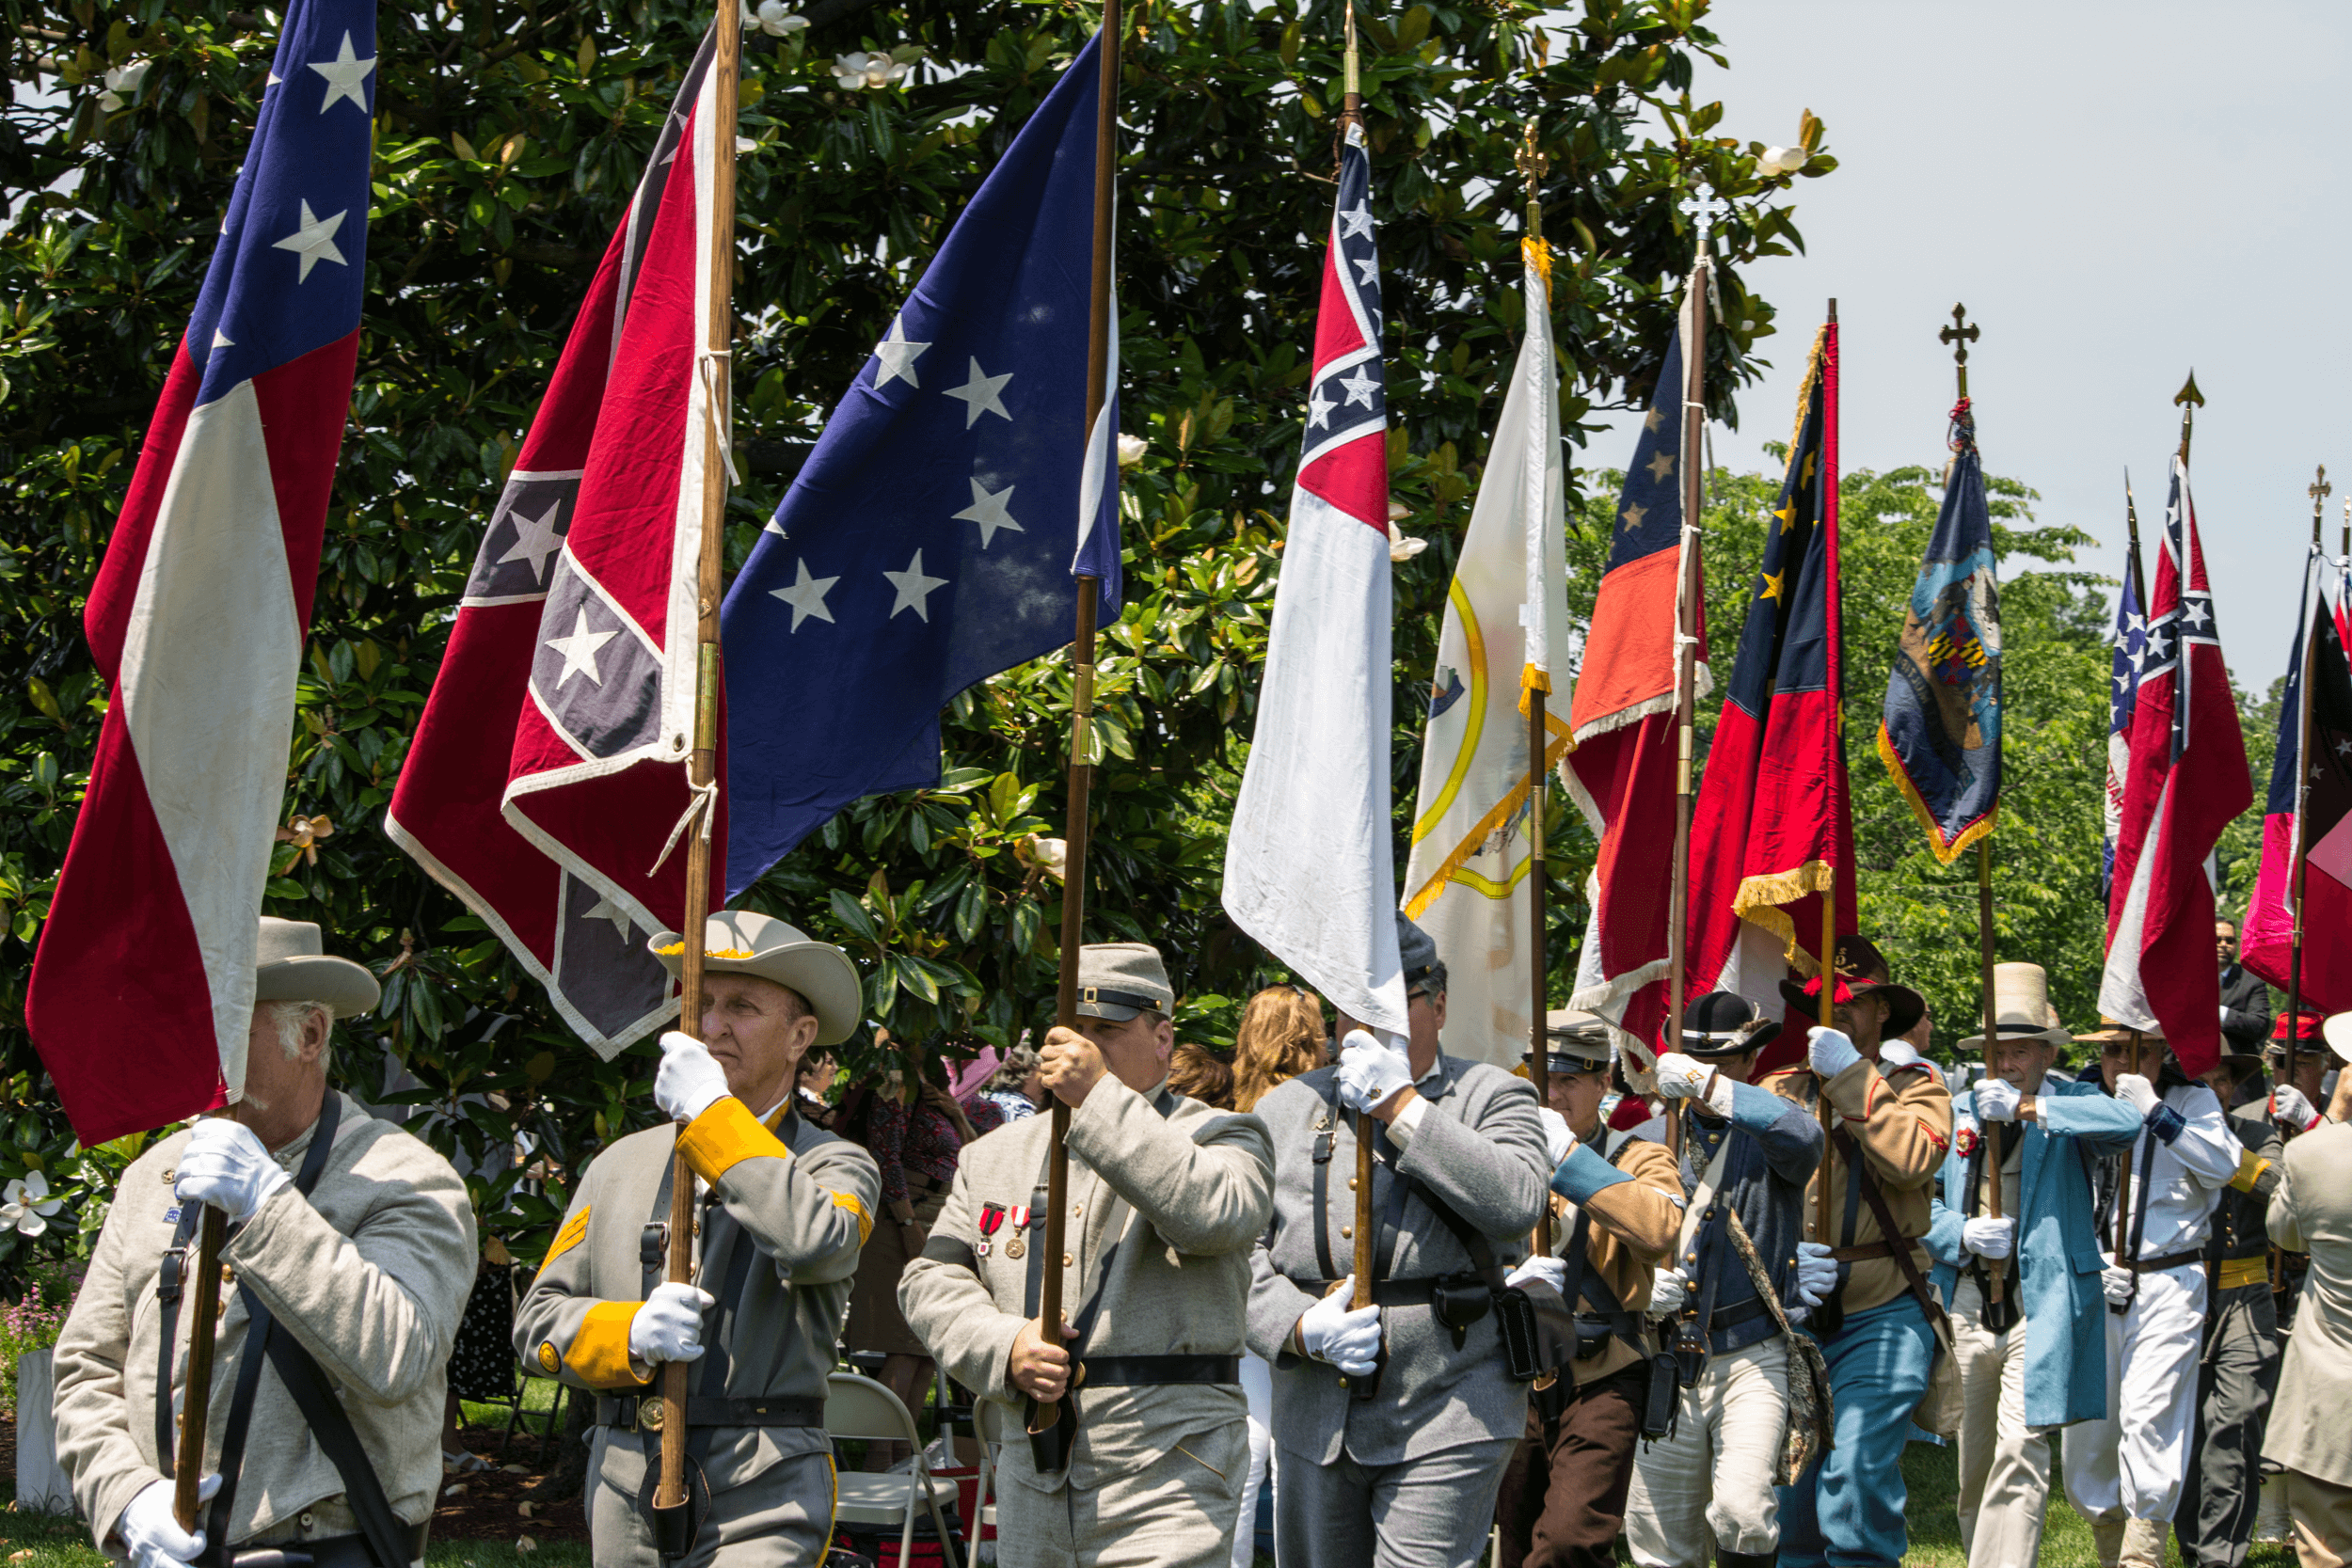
left=1624, top=1337, right=1789, bottom=1566
left=2285, top=1469, right=2352, bottom=1568
left=1951, top=1276, right=2050, bottom=1568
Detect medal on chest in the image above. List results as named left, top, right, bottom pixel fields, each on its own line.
left=1005, top=1204, right=1031, bottom=1259
left=976, top=1202, right=1007, bottom=1259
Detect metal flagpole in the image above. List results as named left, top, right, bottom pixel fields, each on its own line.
left=1028, top=0, right=1120, bottom=1469
left=653, top=0, right=742, bottom=1536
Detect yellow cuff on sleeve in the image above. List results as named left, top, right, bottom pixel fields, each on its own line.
left=675, top=1096, right=791, bottom=1185
left=564, top=1302, right=654, bottom=1389
left=830, top=1188, right=874, bottom=1244
left=2231, top=1150, right=2272, bottom=1194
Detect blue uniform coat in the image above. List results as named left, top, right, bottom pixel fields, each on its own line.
left=1925, top=1075, right=2140, bottom=1429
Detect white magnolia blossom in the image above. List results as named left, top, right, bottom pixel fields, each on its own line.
left=743, top=1, right=807, bottom=38
left=96, top=58, right=152, bottom=113
left=1756, top=145, right=1809, bottom=177
left=1115, top=433, right=1147, bottom=467
left=1388, top=532, right=1429, bottom=563
left=1, top=1172, right=63, bottom=1238
left=832, top=50, right=914, bottom=90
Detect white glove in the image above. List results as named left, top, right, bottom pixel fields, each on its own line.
left=1506, top=1254, right=1568, bottom=1296
left=1963, top=1215, right=2014, bottom=1260
left=118, top=1474, right=219, bottom=1568
left=2102, top=1259, right=2134, bottom=1306
left=1649, top=1266, right=1690, bottom=1316
left=1973, top=1078, right=2022, bottom=1122
left=2115, top=1072, right=2160, bottom=1117
left=1807, top=1026, right=1862, bottom=1080
left=174, top=1119, right=290, bottom=1224
left=1335, top=1031, right=1413, bottom=1115
left=654, top=1030, right=731, bottom=1123
left=2219, top=1004, right=2233, bottom=1024
left=1536, top=1107, right=1577, bottom=1167
left=629, top=1281, right=716, bottom=1365
left=1793, top=1240, right=1838, bottom=1308
left=1654, top=1053, right=1710, bottom=1100
left=1297, top=1276, right=1382, bottom=1376
left=2274, top=1085, right=2321, bottom=1132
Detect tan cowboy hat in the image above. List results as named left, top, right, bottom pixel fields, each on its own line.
left=2073, top=1016, right=2164, bottom=1046
left=1958, top=963, right=2072, bottom=1051
left=254, top=917, right=379, bottom=1018
left=649, top=909, right=861, bottom=1047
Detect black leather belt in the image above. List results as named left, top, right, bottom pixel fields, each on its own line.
left=230, top=1521, right=430, bottom=1568
left=1708, top=1295, right=1769, bottom=1332
left=2129, top=1249, right=2205, bottom=1275
left=1286, top=1275, right=1486, bottom=1308
left=1079, top=1355, right=1239, bottom=1386
left=596, top=1393, right=825, bottom=1433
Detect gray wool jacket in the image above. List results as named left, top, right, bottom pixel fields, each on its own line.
left=1245, top=1053, right=1550, bottom=1466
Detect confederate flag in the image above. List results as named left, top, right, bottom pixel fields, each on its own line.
left=2098, top=455, right=2250, bottom=1077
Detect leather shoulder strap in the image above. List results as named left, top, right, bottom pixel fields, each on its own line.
left=1830, top=1126, right=1951, bottom=1353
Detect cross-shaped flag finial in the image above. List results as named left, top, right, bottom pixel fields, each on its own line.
left=1938, top=303, right=1980, bottom=400
left=1678, top=184, right=1727, bottom=263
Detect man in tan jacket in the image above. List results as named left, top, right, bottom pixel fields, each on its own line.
left=899, top=942, right=1274, bottom=1567
left=1762, top=935, right=1953, bottom=1568
left=1493, top=1011, right=1682, bottom=1568
left=55, top=918, right=476, bottom=1568
left=2263, top=1114, right=2352, bottom=1567
left=515, top=910, right=880, bottom=1568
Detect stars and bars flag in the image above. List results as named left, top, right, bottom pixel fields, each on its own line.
left=1683, top=321, right=1853, bottom=1074
left=2103, top=531, right=2149, bottom=901
left=1399, top=238, right=1572, bottom=1068
left=25, top=0, right=376, bottom=1143
left=1565, top=291, right=1708, bottom=1057
left=2097, top=455, right=2251, bottom=1077
left=2241, top=544, right=2352, bottom=1011
left=1222, top=125, right=1407, bottom=1037
left=1879, top=398, right=2003, bottom=861
left=721, top=29, right=1120, bottom=894
left=386, top=30, right=727, bottom=1054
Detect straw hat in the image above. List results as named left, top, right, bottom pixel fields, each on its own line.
left=1958, top=963, right=2071, bottom=1051
left=2073, top=1016, right=2163, bottom=1046
left=2318, top=1012, right=2352, bottom=1066
left=254, top=917, right=379, bottom=1018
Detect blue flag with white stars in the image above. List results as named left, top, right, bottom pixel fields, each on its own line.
left=720, top=31, right=1119, bottom=894
left=2103, top=538, right=2147, bottom=900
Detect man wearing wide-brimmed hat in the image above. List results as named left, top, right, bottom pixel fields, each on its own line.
left=899, top=940, right=1275, bottom=1567
left=1759, top=933, right=1953, bottom=1568
left=515, top=909, right=880, bottom=1568
left=55, top=918, right=476, bottom=1568
left=1920, top=964, right=2140, bottom=1568
left=1624, top=992, right=1826, bottom=1568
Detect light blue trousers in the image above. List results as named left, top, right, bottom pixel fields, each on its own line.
left=1777, top=1293, right=1936, bottom=1568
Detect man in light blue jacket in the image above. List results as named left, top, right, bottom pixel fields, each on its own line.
left=1925, top=964, right=2142, bottom=1568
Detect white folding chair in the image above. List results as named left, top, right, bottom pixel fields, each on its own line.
left=966, top=1397, right=1001, bottom=1560
left=825, top=1370, right=961, bottom=1566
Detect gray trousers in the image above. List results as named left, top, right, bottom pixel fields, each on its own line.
left=1275, top=1436, right=1517, bottom=1568
left=2174, top=1283, right=2282, bottom=1568
left=995, top=1418, right=1248, bottom=1568
left=588, top=1428, right=834, bottom=1568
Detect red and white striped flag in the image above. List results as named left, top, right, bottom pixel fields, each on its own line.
left=1221, top=126, right=1406, bottom=1037
left=2099, top=455, right=2249, bottom=1077
left=26, top=0, right=376, bottom=1144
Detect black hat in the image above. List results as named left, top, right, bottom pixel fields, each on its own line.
left=1678, top=992, right=1782, bottom=1059
left=1776, top=934, right=1926, bottom=1039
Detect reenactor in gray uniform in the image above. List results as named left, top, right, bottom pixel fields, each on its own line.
left=56, top=918, right=478, bottom=1568
left=899, top=942, right=1275, bottom=1567
left=515, top=910, right=880, bottom=1568
left=2174, top=1049, right=2285, bottom=1568
left=1246, top=913, right=1552, bottom=1568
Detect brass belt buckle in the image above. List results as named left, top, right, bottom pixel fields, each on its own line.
left=637, top=1398, right=665, bottom=1433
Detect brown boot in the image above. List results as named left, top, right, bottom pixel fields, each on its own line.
left=2120, top=1516, right=2167, bottom=1568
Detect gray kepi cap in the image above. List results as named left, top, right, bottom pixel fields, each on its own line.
left=1075, top=942, right=1173, bottom=1022
left=1537, top=1008, right=1614, bottom=1076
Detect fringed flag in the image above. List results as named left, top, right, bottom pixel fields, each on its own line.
left=1222, top=125, right=1407, bottom=1037
left=1400, top=237, right=1572, bottom=1068
left=1684, top=321, right=1853, bottom=1076
left=28, top=0, right=374, bottom=1142
left=387, top=32, right=727, bottom=1054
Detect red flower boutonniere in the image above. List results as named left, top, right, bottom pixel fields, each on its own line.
left=1956, top=1126, right=1980, bottom=1158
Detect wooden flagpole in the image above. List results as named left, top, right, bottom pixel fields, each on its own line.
left=653, top=0, right=741, bottom=1527
left=1516, top=124, right=1554, bottom=1257
left=172, top=1201, right=229, bottom=1529
left=1811, top=301, right=1840, bottom=1246
left=1028, top=0, right=1120, bottom=1464
left=2284, top=467, right=2328, bottom=1128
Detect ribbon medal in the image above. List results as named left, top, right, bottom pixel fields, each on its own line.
left=976, top=1202, right=1007, bottom=1259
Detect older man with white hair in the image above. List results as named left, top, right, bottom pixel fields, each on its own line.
left=55, top=917, right=477, bottom=1568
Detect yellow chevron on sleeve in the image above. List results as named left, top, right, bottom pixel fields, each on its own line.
left=676, top=1096, right=791, bottom=1184
left=534, top=1205, right=592, bottom=1283
left=2231, top=1150, right=2272, bottom=1194
left=564, top=1301, right=652, bottom=1389
left=829, top=1188, right=873, bottom=1244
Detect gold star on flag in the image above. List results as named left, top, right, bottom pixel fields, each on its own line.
left=1620, top=502, right=1646, bottom=532
left=1759, top=569, right=1786, bottom=602
left=1644, top=405, right=1667, bottom=434
left=1774, top=504, right=1797, bottom=533
left=1646, top=451, right=1676, bottom=483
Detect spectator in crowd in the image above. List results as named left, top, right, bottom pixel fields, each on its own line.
left=2217, top=920, right=2272, bottom=1057
left=977, top=1039, right=1044, bottom=1125
left=1169, top=1042, right=1237, bottom=1108
left=795, top=1043, right=837, bottom=1128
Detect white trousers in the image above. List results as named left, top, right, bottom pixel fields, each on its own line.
left=1233, top=1352, right=1275, bottom=1568
left=2059, top=1264, right=2206, bottom=1526
left=1625, top=1336, right=1789, bottom=1566
left=1950, top=1275, right=2050, bottom=1568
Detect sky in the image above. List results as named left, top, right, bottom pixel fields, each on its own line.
left=1595, top=0, right=2352, bottom=689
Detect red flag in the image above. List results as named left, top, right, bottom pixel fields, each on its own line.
left=1565, top=292, right=1705, bottom=1056
left=386, top=33, right=725, bottom=1053
left=1684, top=322, right=1853, bottom=1076
left=2098, top=455, right=2250, bottom=1077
